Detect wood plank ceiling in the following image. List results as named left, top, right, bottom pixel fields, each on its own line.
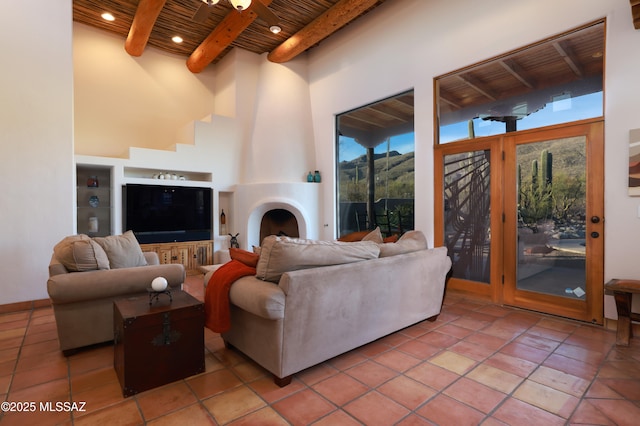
left=71, top=2, right=635, bottom=126
left=339, top=92, right=414, bottom=134
left=73, top=0, right=386, bottom=72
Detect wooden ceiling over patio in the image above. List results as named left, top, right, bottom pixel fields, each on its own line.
left=339, top=92, right=414, bottom=134
left=437, top=22, right=605, bottom=119
left=73, top=0, right=386, bottom=72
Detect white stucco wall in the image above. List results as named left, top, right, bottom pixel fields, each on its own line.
left=307, top=0, right=640, bottom=317
left=0, top=3, right=74, bottom=304
left=243, top=56, right=316, bottom=184
left=3, top=0, right=640, bottom=314
left=73, top=23, right=219, bottom=157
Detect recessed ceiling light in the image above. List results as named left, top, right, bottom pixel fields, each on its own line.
left=172, top=36, right=184, bottom=44
left=101, top=12, right=115, bottom=22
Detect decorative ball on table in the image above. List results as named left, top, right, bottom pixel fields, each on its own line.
left=151, top=276, right=168, bottom=291
left=148, top=277, right=172, bottom=305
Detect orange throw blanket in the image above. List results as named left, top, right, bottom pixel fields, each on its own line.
left=204, top=259, right=256, bottom=333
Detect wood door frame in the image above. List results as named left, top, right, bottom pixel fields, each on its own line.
left=502, top=119, right=604, bottom=323
left=434, top=118, right=604, bottom=323
left=434, top=136, right=503, bottom=302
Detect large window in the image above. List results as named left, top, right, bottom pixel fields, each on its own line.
left=433, top=21, right=605, bottom=322
left=336, top=91, right=415, bottom=238
left=435, top=21, right=604, bottom=144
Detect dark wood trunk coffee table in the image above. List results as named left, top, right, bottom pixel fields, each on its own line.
left=114, top=290, right=204, bottom=397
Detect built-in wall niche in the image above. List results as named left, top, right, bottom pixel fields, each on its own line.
left=123, top=166, right=212, bottom=183
left=218, top=191, right=234, bottom=237
left=76, top=165, right=113, bottom=236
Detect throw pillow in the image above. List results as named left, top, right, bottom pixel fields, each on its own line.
left=362, top=227, right=383, bottom=243
left=383, top=234, right=399, bottom=243
left=53, top=234, right=110, bottom=272
left=378, top=230, right=428, bottom=257
left=337, top=230, right=369, bottom=242
left=336, top=227, right=384, bottom=243
left=256, top=236, right=380, bottom=283
left=229, top=248, right=260, bottom=268
left=93, top=230, right=148, bottom=269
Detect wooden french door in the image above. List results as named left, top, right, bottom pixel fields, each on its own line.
left=435, top=119, right=604, bottom=323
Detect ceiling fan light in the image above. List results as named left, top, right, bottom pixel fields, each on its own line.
left=229, top=0, right=251, bottom=11
left=269, top=25, right=281, bottom=34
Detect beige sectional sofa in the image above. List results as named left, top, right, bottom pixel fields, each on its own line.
left=205, top=230, right=451, bottom=386
left=47, top=232, right=185, bottom=355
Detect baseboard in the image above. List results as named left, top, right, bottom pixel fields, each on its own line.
left=604, top=317, right=640, bottom=333
left=0, top=298, right=51, bottom=315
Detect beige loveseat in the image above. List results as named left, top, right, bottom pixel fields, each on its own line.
left=205, top=230, right=451, bottom=386
left=47, top=232, right=185, bottom=355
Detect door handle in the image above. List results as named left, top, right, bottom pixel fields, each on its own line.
left=590, top=216, right=601, bottom=223
left=591, top=232, right=600, bottom=238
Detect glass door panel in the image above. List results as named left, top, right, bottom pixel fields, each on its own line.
left=443, top=150, right=492, bottom=284
left=516, top=137, right=586, bottom=299
left=503, top=121, right=604, bottom=323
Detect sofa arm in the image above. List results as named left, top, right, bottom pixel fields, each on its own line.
left=144, top=251, right=160, bottom=265
left=229, top=276, right=285, bottom=320
left=48, top=256, right=69, bottom=277
left=47, top=263, right=185, bottom=305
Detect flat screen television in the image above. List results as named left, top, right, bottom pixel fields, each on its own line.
left=123, top=184, right=212, bottom=244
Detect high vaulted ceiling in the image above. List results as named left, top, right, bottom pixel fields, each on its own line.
left=73, top=0, right=386, bottom=72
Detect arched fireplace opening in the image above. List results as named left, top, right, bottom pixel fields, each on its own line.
left=260, top=209, right=299, bottom=244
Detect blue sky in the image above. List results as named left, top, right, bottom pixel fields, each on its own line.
left=337, top=91, right=602, bottom=158
left=439, top=92, right=603, bottom=144
left=338, top=132, right=415, bottom=162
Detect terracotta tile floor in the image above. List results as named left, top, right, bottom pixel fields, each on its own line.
left=2, top=275, right=640, bottom=425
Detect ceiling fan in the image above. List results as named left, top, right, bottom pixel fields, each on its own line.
left=193, top=0, right=282, bottom=33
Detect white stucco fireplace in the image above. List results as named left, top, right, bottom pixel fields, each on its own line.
left=230, top=182, right=321, bottom=251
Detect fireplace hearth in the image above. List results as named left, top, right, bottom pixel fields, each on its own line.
left=232, top=182, right=321, bottom=252
left=260, top=209, right=300, bottom=243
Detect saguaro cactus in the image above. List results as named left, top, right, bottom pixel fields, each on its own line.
left=520, top=149, right=554, bottom=228
left=540, top=149, right=553, bottom=188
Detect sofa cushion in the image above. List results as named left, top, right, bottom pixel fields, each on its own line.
left=229, top=248, right=260, bottom=268
left=256, top=236, right=380, bottom=283
left=53, top=234, right=110, bottom=272
left=93, top=231, right=147, bottom=269
left=378, top=230, right=428, bottom=257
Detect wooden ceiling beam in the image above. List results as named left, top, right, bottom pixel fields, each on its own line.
left=370, top=104, right=412, bottom=122
left=345, top=114, right=387, bottom=128
left=553, top=41, right=583, bottom=77
left=632, top=0, right=640, bottom=29
left=499, top=59, right=534, bottom=89
left=267, top=0, right=380, bottom=63
left=187, top=0, right=273, bottom=73
left=439, top=96, right=461, bottom=110
left=124, top=0, right=167, bottom=57
left=456, top=75, right=497, bottom=101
